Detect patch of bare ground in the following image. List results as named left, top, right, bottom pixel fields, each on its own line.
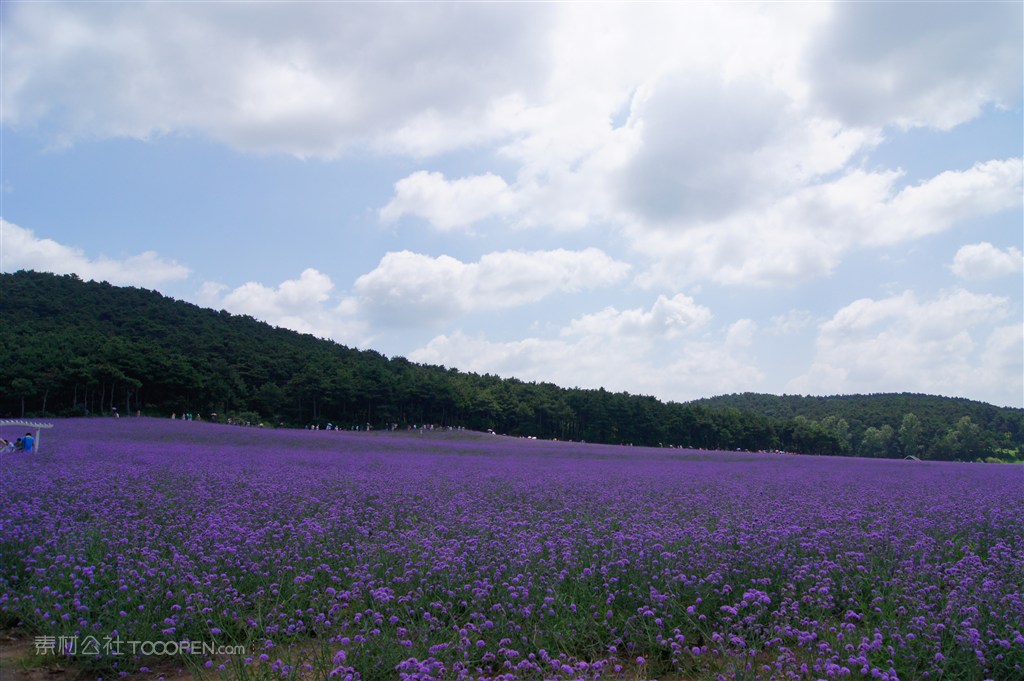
left=0, top=631, right=196, bottom=681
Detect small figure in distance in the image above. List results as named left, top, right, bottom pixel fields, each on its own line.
left=22, top=432, right=35, bottom=453
left=0, top=438, right=13, bottom=453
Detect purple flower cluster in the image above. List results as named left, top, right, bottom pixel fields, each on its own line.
left=2, top=418, right=1022, bottom=680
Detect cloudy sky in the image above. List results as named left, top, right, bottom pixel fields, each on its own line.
left=2, top=1, right=1022, bottom=407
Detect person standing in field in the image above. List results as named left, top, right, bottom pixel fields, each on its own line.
left=22, top=432, right=34, bottom=452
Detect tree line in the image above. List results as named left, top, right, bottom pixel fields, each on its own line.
left=2, top=271, right=1021, bottom=461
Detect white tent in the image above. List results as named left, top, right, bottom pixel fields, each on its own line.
left=0, top=419, right=54, bottom=453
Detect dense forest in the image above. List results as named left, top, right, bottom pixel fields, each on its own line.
left=2, top=270, right=1021, bottom=461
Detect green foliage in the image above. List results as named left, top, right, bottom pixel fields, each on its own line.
left=3, top=271, right=1022, bottom=459
left=858, top=424, right=894, bottom=457
left=899, top=412, right=922, bottom=458
left=696, top=393, right=1023, bottom=460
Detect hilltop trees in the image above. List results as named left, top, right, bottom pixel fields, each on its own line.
left=2, top=271, right=1022, bottom=460
left=899, top=413, right=923, bottom=458
left=859, top=425, right=894, bottom=458
left=696, top=392, right=1022, bottom=461
left=934, top=416, right=985, bottom=461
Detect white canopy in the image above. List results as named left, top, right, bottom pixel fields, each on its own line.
left=0, top=419, right=53, bottom=453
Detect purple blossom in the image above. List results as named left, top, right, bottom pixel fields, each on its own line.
left=2, top=417, right=1021, bottom=680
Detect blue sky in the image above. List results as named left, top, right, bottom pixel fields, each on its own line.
left=2, top=1, right=1022, bottom=407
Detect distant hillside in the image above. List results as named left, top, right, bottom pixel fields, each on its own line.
left=694, top=393, right=1023, bottom=460
left=2, top=270, right=1022, bottom=460
left=694, top=392, right=1011, bottom=425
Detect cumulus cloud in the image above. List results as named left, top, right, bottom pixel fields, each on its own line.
left=877, top=159, right=1024, bottom=242
left=215, top=268, right=333, bottom=318
left=409, top=295, right=761, bottom=402
left=725, top=319, right=758, bottom=349
left=1, top=218, right=190, bottom=286
left=379, top=172, right=517, bottom=231
left=198, top=268, right=369, bottom=346
left=1, top=2, right=552, bottom=156
left=362, top=3, right=1019, bottom=290
left=562, top=294, right=711, bottom=340
left=8, top=3, right=1018, bottom=261
left=3, top=2, right=1020, bottom=408
left=804, top=1, right=1023, bottom=129
left=354, top=248, right=631, bottom=325
left=632, top=158, right=1023, bottom=288
left=950, top=242, right=1024, bottom=280
left=615, top=72, right=874, bottom=226
left=789, top=289, right=1022, bottom=407
left=371, top=6, right=847, bottom=238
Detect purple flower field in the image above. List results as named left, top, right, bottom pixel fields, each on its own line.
left=1, top=418, right=1022, bottom=681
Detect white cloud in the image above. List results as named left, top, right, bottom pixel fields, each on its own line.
left=354, top=248, right=631, bottom=325
left=789, top=289, right=1022, bottom=407
left=360, top=4, right=1019, bottom=288
left=804, top=1, right=1022, bottom=129
left=198, top=268, right=369, bottom=346
left=379, top=172, right=517, bottom=231
left=562, top=294, right=711, bottom=340
left=950, top=242, right=1024, bottom=280
left=877, top=159, right=1024, bottom=243
left=615, top=71, right=876, bottom=226
left=375, top=6, right=852, bottom=238
left=726, top=319, right=758, bottom=349
left=0, top=2, right=814, bottom=160
left=379, top=94, right=533, bottom=158
left=410, top=295, right=761, bottom=402
left=2, top=2, right=1020, bottom=409
left=217, top=267, right=333, bottom=318
left=8, top=3, right=1019, bottom=287
left=769, top=310, right=815, bottom=336
left=0, top=218, right=190, bottom=286
left=1, top=2, right=553, bottom=156
left=983, top=324, right=1024, bottom=394
left=632, top=158, right=1023, bottom=288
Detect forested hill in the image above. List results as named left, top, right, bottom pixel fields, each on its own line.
left=693, top=393, right=1022, bottom=460
left=2, top=270, right=1022, bottom=461
left=694, top=392, right=1012, bottom=432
